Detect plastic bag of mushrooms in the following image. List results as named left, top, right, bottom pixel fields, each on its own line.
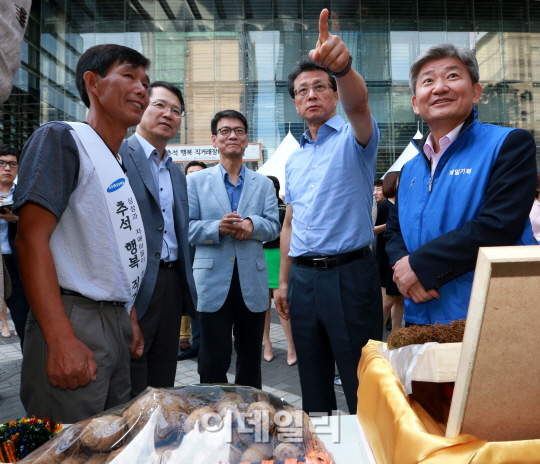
left=19, top=385, right=335, bottom=464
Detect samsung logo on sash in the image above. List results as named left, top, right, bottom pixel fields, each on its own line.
left=107, top=178, right=126, bottom=193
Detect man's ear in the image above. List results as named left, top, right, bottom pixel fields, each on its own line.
left=293, top=97, right=299, bottom=114
left=472, top=82, right=482, bottom=105
left=84, top=71, right=100, bottom=102
left=411, top=95, right=420, bottom=116
left=211, top=135, right=218, bottom=148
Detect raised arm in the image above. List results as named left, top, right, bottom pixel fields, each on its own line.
left=309, top=9, right=372, bottom=146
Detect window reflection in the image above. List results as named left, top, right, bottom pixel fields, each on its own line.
left=1, top=0, right=539, bottom=174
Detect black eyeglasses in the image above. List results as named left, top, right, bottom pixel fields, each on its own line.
left=216, top=126, right=246, bottom=137
left=0, top=160, right=18, bottom=168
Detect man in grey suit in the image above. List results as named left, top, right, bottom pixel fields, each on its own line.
left=120, top=81, right=197, bottom=397
left=187, top=110, right=280, bottom=389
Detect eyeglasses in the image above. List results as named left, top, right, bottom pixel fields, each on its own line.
left=0, top=160, right=18, bottom=169
left=294, top=82, right=333, bottom=98
left=150, top=100, right=184, bottom=117
left=216, top=126, right=246, bottom=137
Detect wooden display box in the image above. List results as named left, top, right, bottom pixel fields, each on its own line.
left=382, top=246, right=540, bottom=442
left=445, top=246, right=540, bottom=441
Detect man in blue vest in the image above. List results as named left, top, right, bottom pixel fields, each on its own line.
left=385, top=44, right=537, bottom=326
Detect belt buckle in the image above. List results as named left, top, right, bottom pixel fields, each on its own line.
left=313, top=257, right=328, bottom=269
left=164, top=261, right=173, bottom=268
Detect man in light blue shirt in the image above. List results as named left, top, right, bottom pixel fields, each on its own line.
left=120, top=81, right=197, bottom=397
left=275, top=9, right=383, bottom=415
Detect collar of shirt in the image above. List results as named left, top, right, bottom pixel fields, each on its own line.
left=135, top=132, right=172, bottom=168
left=424, top=122, right=464, bottom=175
left=219, top=162, right=245, bottom=186
left=300, top=114, right=345, bottom=147
left=0, top=184, right=15, bottom=201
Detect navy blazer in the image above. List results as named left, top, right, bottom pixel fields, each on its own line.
left=120, top=135, right=197, bottom=320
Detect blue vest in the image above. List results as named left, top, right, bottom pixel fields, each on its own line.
left=399, top=115, right=535, bottom=325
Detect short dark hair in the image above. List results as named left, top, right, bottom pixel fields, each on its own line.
left=287, top=57, right=337, bottom=99
left=374, top=178, right=383, bottom=187
left=383, top=171, right=400, bottom=199
left=267, top=175, right=280, bottom=191
left=76, top=44, right=151, bottom=108
left=0, top=145, right=20, bottom=162
left=211, top=110, right=248, bottom=136
left=267, top=175, right=284, bottom=204
left=185, top=160, right=207, bottom=175
left=149, top=81, right=185, bottom=113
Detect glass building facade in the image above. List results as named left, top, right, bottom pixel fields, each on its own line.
left=2, top=0, right=540, bottom=175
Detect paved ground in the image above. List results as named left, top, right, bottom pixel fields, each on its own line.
left=0, top=308, right=391, bottom=422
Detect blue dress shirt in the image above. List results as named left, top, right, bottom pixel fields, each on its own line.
left=219, top=163, right=245, bottom=212
left=135, top=132, right=178, bottom=262
left=0, top=184, right=15, bottom=255
left=285, top=115, right=379, bottom=257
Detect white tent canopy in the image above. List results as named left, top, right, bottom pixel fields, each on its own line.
left=257, top=131, right=300, bottom=195
left=384, top=129, right=423, bottom=176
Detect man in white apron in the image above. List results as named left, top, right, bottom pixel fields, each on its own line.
left=13, top=44, right=150, bottom=423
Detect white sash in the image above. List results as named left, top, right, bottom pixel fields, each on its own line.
left=66, top=122, right=147, bottom=312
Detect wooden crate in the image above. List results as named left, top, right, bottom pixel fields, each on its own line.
left=445, top=246, right=540, bottom=441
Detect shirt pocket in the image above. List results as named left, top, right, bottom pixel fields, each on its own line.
left=256, top=259, right=267, bottom=271
left=193, top=258, right=214, bottom=269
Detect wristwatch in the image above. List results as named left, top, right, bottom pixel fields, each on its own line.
left=328, top=56, right=353, bottom=78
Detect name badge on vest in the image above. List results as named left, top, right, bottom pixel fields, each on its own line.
left=66, top=122, right=147, bottom=312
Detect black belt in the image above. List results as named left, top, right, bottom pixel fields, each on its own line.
left=294, top=246, right=371, bottom=269
left=59, top=288, right=126, bottom=306
left=160, top=260, right=176, bottom=269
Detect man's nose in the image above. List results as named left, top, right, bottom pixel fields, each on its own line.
left=307, top=87, right=318, bottom=98
left=432, top=77, right=449, bottom=93
left=134, top=81, right=147, bottom=95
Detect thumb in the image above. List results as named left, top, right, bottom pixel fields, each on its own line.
left=87, top=351, right=98, bottom=381
left=428, top=288, right=441, bottom=299
left=309, top=49, right=319, bottom=62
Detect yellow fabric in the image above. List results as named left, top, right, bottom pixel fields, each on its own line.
left=357, top=341, right=540, bottom=464
left=180, top=316, right=191, bottom=339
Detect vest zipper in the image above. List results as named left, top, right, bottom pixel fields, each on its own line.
left=429, top=177, right=433, bottom=192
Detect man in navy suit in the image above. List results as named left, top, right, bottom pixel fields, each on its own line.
left=187, top=110, right=280, bottom=389
left=120, top=81, right=197, bottom=397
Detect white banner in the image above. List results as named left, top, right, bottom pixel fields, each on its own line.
left=66, top=122, right=147, bottom=312
left=167, top=143, right=262, bottom=162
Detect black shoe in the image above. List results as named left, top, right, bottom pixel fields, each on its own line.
left=178, top=348, right=198, bottom=361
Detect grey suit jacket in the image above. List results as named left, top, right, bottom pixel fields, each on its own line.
left=187, top=164, right=280, bottom=313
left=120, top=134, right=197, bottom=320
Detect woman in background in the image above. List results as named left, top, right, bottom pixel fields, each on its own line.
left=374, top=171, right=404, bottom=331
left=263, top=176, right=297, bottom=366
